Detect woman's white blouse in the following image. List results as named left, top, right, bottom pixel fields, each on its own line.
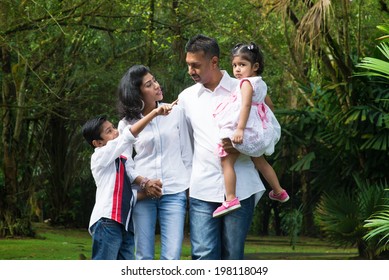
left=118, top=104, right=193, bottom=195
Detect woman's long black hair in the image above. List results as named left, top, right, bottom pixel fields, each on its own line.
left=117, top=65, right=150, bottom=121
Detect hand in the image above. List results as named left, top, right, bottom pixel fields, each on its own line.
left=221, top=138, right=239, bottom=154
left=144, top=179, right=163, bottom=199
left=231, top=129, right=244, bottom=144
left=170, top=99, right=179, bottom=106
left=154, top=99, right=178, bottom=116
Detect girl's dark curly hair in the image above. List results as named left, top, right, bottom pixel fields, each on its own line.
left=231, top=42, right=265, bottom=75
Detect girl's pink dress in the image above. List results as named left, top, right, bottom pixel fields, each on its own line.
left=213, top=76, right=281, bottom=157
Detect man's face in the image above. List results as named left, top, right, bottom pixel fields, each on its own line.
left=186, top=51, right=215, bottom=86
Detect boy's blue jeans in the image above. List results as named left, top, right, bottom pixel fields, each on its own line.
left=90, top=218, right=135, bottom=260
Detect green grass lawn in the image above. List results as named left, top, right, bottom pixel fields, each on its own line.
left=0, top=223, right=358, bottom=260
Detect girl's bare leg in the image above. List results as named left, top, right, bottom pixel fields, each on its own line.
left=252, top=155, right=284, bottom=194
left=220, top=152, right=240, bottom=201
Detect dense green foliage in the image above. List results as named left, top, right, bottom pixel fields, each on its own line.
left=357, top=25, right=389, bottom=258
left=1, top=0, right=388, bottom=258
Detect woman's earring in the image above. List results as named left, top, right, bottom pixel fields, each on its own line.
left=140, top=100, right=145, bottom=111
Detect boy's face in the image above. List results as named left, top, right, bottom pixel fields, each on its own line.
left=93, top=121, right=119, bottom=147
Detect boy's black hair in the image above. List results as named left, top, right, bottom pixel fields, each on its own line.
left=82, top=115, right=107, bottom=148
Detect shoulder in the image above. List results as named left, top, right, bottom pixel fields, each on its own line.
left=242, top=76, right=262, bottom=84
left=239, top=78, right=254, bottom=89
left=161, top=102, right=184, bottom=116
left=178, top=83, right=202, bottom=110
left=250, top=76, right=267, bottom=92
left=220, top=70, right=238, bottom=91
left=172, top=103, right=185, bottom=114
left=118, top=118, right=128, bottom=132
left=118, top=118, right=138, bottom=134
left=179, top=83, right=202, bottom=99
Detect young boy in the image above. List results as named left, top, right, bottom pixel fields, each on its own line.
left=82, top=103, right=174, bottom=260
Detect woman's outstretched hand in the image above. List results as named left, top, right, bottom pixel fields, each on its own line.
left=155, top=99, right=179, bottom=115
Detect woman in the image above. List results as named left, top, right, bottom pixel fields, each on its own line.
left=117, top=65, right=192, bottom=260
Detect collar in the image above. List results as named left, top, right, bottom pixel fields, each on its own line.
left=195, top=70, right=235, bottom=97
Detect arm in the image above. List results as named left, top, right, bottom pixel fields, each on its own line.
left=178, top=106, right=193, bottom=174
left=133, top=176, right=162, bottom=201
left=129, top=100, right=178, bottom=137
left=94, top=101, right=176, bottom=170
left=125, top=152, right=162, bottom=201
left=265, top=95, right=274, bottom=112
left=232, top=80, right=253, bottom=144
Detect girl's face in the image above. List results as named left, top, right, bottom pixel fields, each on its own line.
left=231, top=55, right=259, bottom=79
left=140, top=73, right=163, bottom=105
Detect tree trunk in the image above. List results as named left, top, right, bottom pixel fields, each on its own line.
left=171, top=0, right=186, bottom=65
left=1, top=46, right=33, bottom=236
left=146, top=0, right=155, bottom=66
left=1, top=46, right=18, bottom=236
left=0, top=1, right=33, bottom=236
left=300, top=168, right=315, bottom=235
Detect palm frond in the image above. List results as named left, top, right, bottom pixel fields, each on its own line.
left=377, top=25, right=389, bottom=35
left=315, top=190, right=361, bottom=246
left=364, top=207, right=389, bottom=244
left=355, top=43, right=389, bottom=80
left=360, top=133, right=389, bottom=151
left=316, top=181, right=387, bottom=250
left=296, top=0, right=332, bottom=50
left=378, top=43, right=389, bottom=60
left=363, top=188, right=389, bottom=257
left=289, top=151, right=315, bottom=171
left=357, top=57, right=389, bottom=77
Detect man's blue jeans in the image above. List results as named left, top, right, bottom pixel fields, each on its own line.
left=90, top=218, right=135, bottom=260
left=189, top=194, right=255, bottom=260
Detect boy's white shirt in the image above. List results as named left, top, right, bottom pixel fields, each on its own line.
left=88, top=125, right=138, bottom=232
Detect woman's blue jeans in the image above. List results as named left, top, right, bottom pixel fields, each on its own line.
left=132, top=190, right=187, bottom=260
left=189, top=194, right=255, bottom=260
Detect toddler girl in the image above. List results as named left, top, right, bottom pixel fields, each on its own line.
left=212, top=42, right=289, bottom=218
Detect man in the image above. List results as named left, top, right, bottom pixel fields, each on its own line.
left=178, top=34, right=265, bottom=260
